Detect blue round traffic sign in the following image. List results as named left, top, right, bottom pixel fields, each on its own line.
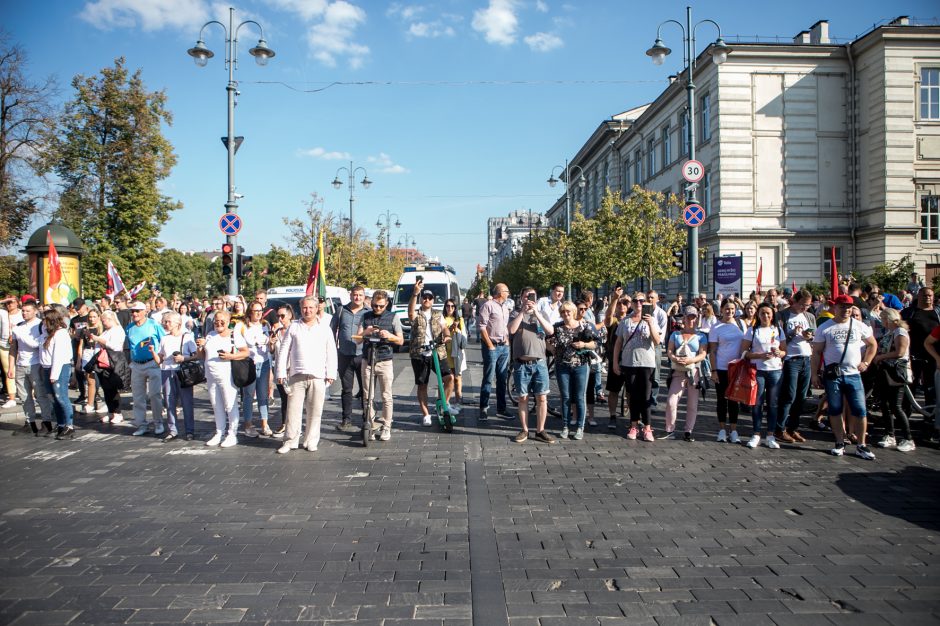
left=683, top=204, right=705, bottom=228
left=219, top=213, right=242, bottom=236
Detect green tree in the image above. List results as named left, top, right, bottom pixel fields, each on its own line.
left=0, top=34, right=57, bottom=251
left=620, top=186, right=687, bottom=288
left=853, top=254, right=916, bottom=295
left=153, top=249, right=222, bottom=298
left=0, top=254, right=27, bottom=295
left=41, top=57, right=180, bottom=297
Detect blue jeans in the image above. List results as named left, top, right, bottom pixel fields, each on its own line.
left=778, top=356, right=811, bottom=432
left=162, top=370, right=194, bottom=436
left=752, top=369, right=782, bottom=434
left=480, top=344, right=509, bottom=413
left=824, top=373, right=867, bottom=418
left=43, top=365, right=74, bottom=427
left=241, top=360, right=271, bottom=425
left=556, top=361, right=589, bottom=429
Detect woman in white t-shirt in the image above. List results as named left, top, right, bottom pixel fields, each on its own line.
left=871, top=308, right=915, bottom=452
left=89, top=310, right=127, bottom=424
left=155, top=312, right=198, bottom=441
left=195, top=310, right=250, bottom=448
left=698, top=302, right=718, bottom=336
left=708, top=299, right=746, bottom=443
left=239, top=302, right=272, bottom=437
left=741, top=303, right=787, bottom=449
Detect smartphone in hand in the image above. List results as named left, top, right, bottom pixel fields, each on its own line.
left=641, top=304, right=653, bottom=317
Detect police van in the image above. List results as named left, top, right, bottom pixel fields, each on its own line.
left=392, top=262, right=461, bottom=343
left=266, top=285, right=350, bottom=318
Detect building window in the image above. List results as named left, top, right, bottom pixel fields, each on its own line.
left=680, top=110, right=690, bottom=156
left=634, top=150, right=641, bottom=182
left=700, top=94, right=711, bottom=142
left=922, top=194, right=940, bottom=240
left=647, top=138, right=656, bottom=177
left=623, top=160, right=631, bottom=191
left=661, top=125, right=671, bottom=166
left=922, top=68, right=940, bottom=120
left=822, top=246, right=843, bottom=280
left=702, top=172, right=711, bottom=214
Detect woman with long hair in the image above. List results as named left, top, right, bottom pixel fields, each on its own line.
left=698, top=302, right=718, bottom=336
left=741, top=303, right=787, bottom=449
left=708, top=299, right=745, bottom=443
left=612, top=292, right=661, bottom=441
left=79, top=307, right=104, bottom=415
left=240, top=300, right=273, bottom=437
left=554, top=301, right=598, bottom=440
left=872, top=308, right=915, bottom=452
left=737, top=300, right=758, bottom=332
left=268, top=304, right=294, bottom=438
left=40, top=307, right=74, bottom=440
left=442, top=298, right=466, bottom=414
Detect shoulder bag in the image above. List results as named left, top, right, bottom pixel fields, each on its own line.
left=823, top=318, right=853, bottom=381
left=176, top=333, right=206, bottom=388
left=230, top=335, right=256, bottom=388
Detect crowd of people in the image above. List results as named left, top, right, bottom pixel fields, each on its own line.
left=473, top=275, right=940, bottom=459
left=1, top=270, right=939, bottom=460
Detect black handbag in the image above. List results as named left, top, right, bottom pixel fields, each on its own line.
left=229, top=336, right=256, bottom=388
left=883, top=358, right=913, bottom=385
left=822, top=318, right=853, bottom=381
left=177, top=359, right=206, bottom=387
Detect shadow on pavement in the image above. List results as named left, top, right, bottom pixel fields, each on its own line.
left=836, top=465, right=940, bottom=531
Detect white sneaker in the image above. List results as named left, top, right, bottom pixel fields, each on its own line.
left=448, top=403, right=461, bottom=415
left=99, top=414, right=111, bottom=423
left=132, top=424, right=149, bottom=436
left=82, top=403, right=93, bottom=414
left=877, top=435, right=897, bottom=448
left=765, top=435, right=780, bottom=449
left=154, top=423, right=165, bottom=436
left=422, top=414, right=432, bottom=427
left=95, top=406, right=108, bottom=415
left=729, top=430, right=740, bottom=444
left=1, top=399, right=16, bottom=409
left=854, top=444, right=876, bottom=461
left=587, top=418, right=598, bottom=427
left=111, top=413, right=124, bottom=424
left=206, top=432, right=223, bottom=446
left=244, top=425, right=259, bottom=438
left=746, top=434, right=760, bottom=448
left=716, top=429, right=727, bottom=442
left=220, top=434, right=238, bottom=448
left=303, top=441, right=318, bottom=451
left=897, top=439, right=916, bottom=453
left=277, top=443, right=292, bottom=454
left=830, top=442, right=846, bottom=456
left=379, top=427, right=391, bottom=441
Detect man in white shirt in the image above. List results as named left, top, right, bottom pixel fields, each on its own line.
left=776, top=289, right=816, bottom=442
left=275, top=296, right=338, bottom=454
left=0, top=294, right=20, bottom=408
left=149, top=296, right=172, bottom=324
left=811, top=294, right=878, bottom=460
left=8, top=300, right=53, bottom=434
left=536, top=283, right=565, bottom=326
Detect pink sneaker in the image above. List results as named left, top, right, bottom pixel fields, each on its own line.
left=642, top=427, right=654, bottom=442
left=627, top=426, right=638, bottom=440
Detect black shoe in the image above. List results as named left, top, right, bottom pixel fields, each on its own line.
left=684, top=431, right=695, bottom=442
left=30, top=421, right=39, bottom=436
left=55, top=426, right=74, bottom=440
left=479, top=407, right=489, bottom=421
left=497, top=409, right=513, bottom=420
left=335, top=419, right=356, bottom=433
left=162, top=433, right=178, bottom=443
left=184, top=433, right=195, bottom=441
left=41, top=421, right=54, bottom=436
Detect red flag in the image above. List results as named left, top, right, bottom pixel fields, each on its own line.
left=791, top=280, right=797, bottom=294
left=830, top=246, right=838, bottom=297
left=106, top=260, right=126, bottom=297
left=305, top=229, right=328, bottom=302
left=47, top=230, right=62, bottom=286
left=756, top=258, right=763, bottom=294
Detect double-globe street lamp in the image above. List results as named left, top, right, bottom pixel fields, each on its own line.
left=187, top=7, right=275, bottom=296
left=547, top=160, right=586, bottom=296
left=332, top=162, right=372, bottom=244
left=376, top=210, right=401, bottom=262
left=645, top=5, right=729, bottom=301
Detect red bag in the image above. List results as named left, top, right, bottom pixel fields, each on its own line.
left=96, top=349, right=111, bottom=370
left=725, top=358, right=757, bottom=405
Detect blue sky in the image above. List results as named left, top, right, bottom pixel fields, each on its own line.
left=6, top=0, right=937, bottom=287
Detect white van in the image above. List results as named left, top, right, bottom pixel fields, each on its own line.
left=392, top=263, right=461, bottom=343
left=266, top=285, right=350, bottom=317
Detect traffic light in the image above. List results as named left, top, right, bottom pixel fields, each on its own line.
left=672, top=248, right=685, bottom=270
left=237, top=255, right=253, bottom=278
left=221, top=242, right=234, bottom=276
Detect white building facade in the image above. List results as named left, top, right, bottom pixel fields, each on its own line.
left=545, top=17, right=940, bottom=296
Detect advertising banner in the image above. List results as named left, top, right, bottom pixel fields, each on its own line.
left=43, top=255, right=80, bottom=305
left=713, top=255, right=742, bottom=300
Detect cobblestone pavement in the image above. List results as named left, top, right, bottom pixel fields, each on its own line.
left=0, top=345, right=938, bottom=625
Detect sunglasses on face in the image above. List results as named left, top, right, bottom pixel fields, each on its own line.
left=277, top=314, right=289, bottom=318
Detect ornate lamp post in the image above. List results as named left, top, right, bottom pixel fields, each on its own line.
left=376, top=211, right=401, bottom=262
left=332, top=162, right=372, bottom=244
left=547, top=160, right=586, bottom=296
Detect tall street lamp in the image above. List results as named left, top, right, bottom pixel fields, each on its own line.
left=376, top=211, right=401, bottom=262
left=397, top=234, right=417, bottom=263
left=332, top=162, right=372, bottom=244
left=517, top=209, right=543, bottom=238
left=547, top=159, right=586, bottom=296
left=188, top=7, right=275, bottom=296
left=646, top=5, right=730, bottom=301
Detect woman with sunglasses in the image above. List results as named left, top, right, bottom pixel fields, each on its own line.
left=442, top=299, right=467, bottom=414
left=195, top=309, right=250, bottom=448
left=612, top=292, right=660, bottom=441
left=268, top=304, right=294, bottom=438
left=708, top=299, right=745, bottom=443
left=553, top=301, right=597, bottom=440
left=153, top=311, right=198, bottom=441
left=741, top=303, right=787, bottom=449
left=240, top=300, right=273, bottom=437
left=664, top=306, right=709, bottom=441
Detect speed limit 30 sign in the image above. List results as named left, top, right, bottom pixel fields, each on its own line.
left=682, top=160, right=705, bottom=183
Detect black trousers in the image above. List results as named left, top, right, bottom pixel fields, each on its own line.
left=337, top=353, right=363, bottom=421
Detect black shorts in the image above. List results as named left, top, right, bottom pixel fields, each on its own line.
left=606, top=360, right=626, bottom=395
left=411, top=354, right=451, bottom=386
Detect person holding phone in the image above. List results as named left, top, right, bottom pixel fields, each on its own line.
left=612, top=292, right=661, bottom=441
left=196, top=309, right=250, bottom=448
left=126, top=301, right=166, bottom=437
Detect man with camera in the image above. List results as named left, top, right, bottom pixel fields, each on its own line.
left=356, top=290, right=403, bottom=441
left=408, top=279, right=451, bottom=427
left=508, top=287, right=555, bottom=443
left=811, top=294, right=877, bottom=459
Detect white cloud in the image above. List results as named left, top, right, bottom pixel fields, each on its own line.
left=297, top=147, right=352, bottom=160
left=472, top=0, right=519, bottom=46
left=267, top=0, right=329, bottom=21
left=386, top=3, right=425, bottom=21
left=305, top=1, right=369, bottom=68
left=80, top=0, right=209, bottom=31
left=524, top=31, right=562, bottom=52
left=367, top=153, right=409, bottom=174
left=535, top=0, right=548, bottom=12
left=409, top=21, right=455, bottom=38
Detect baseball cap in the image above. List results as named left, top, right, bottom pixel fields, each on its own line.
left=71, top=297, right=85, bottom=309
left=421, top=290, right=435, bottom=299
left=20, top=294, right=36, bottom=304
left=129, top=301, right=147, bottom=311
left=832, top=294, right=854, bottom=306
left=683, top=306, right=699, bottom=316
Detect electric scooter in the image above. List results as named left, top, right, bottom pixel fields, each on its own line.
left=426, top=340, right=455, bottom=433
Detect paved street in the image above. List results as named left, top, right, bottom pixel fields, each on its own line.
left=0, top=344, right=938, bottom=626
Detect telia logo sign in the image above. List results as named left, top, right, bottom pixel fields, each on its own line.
left=714, top=255, right=742, bottom=299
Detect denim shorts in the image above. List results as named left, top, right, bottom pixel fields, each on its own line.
left=823, top=373, right=867, bottom=418
left=513, top=359, right=550, bottom=396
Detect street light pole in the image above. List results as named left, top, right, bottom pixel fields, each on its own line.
left=332, top=161, right=372, bottom=244
left=646, top=5, right=730, bottom=302
left=376, top=210, right=401, bottom=262
left=188, top=7, right=275, bottom=296
left=547, top=159, right=586, bottom=298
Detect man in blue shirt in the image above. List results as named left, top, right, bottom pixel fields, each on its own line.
left=126, top=301, right=165, bottom=436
